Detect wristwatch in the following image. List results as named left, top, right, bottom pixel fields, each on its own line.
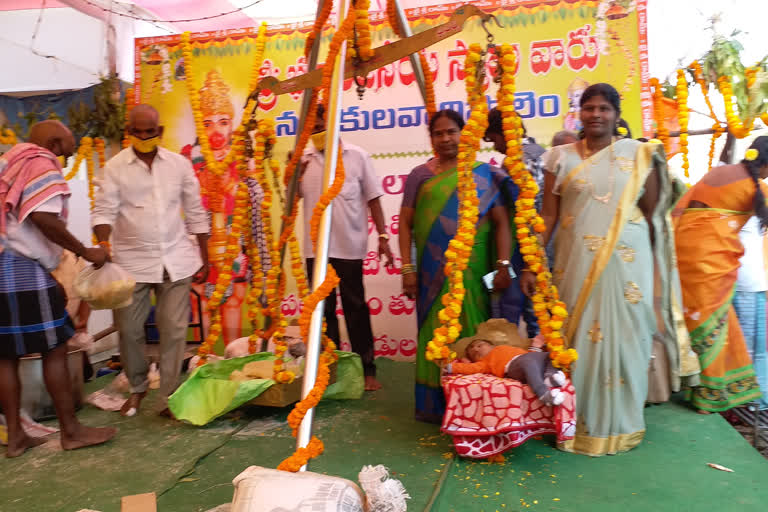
left=496, top=259, right=511, bottom=267
left=378, top=233, right=390, bottom=241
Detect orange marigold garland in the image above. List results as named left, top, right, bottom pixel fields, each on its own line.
left=277, top=5, right=357, bottom=473
left=424, top=44, right=486, bottom=363
left=304, top=0, right=334, bottom=59
left=689, top=61, right=723, bottom=171
left=386, top=0, right=436, bottom=118
left=649, top=78, right=670, bottom=154
left=675, top=69, right=690, bottom=178
left=497, top=44, right=576, bottom=371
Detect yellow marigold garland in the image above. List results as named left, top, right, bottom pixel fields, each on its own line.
left=675, top=69, right=690, bottom=178
left=63, top=136, right=93, bottom=181
left=649, top=78, right=670, bottom=154
left=180, top=25, right=267, bottom=177
left=197, top=182, right=250, bottom=365
left=717, top=75, right=755, bottom=139
left=497, top=44, right=576, bottom=371
left=424, top=44, right=486, bottom=363
left=122, top=88, right=135, bottom=149
left=248, top=119, right=295, bottom=382
left=348, top=0, right=373, bottom=61
left=0, top=127, right=17, bottom=145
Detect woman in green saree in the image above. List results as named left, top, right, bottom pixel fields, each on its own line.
left=521, top=84, right=698, bottom=455
left=398, top=109, right=514, bottom=424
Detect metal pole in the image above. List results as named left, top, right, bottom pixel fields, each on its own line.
left=296, top=0, right=350, bottom=471
left=261, top=0, right=328, bottom=352
left=392, top=0, right=430, bottom=107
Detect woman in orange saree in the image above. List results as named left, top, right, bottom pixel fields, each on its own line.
left=673, top=136, right=768, bottom=412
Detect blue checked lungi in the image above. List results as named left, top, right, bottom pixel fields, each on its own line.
left=0, top=250, right=73, bottom=358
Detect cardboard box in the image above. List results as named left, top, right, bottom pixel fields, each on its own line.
left=121, top=493, right=157, bottom=512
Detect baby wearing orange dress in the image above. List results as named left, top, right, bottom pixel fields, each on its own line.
left=445, top=339, right=566, bottom=406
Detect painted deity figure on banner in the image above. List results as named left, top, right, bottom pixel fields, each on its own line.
left=181, top=70, right=269, bottom=343
left=563, top=77, right=590, bottom=133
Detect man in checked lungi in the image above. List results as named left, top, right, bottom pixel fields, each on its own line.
left=0, top=120, right=116, bottom=457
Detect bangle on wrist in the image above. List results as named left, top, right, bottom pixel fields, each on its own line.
left=378, top=233, right=390, bottom=241
left=401, top=263, right=416, bottom=275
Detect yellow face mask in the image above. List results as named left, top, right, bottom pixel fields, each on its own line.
left=311, top=131, right=326, bottom=152
left=129, top=135, right=161, bottom=154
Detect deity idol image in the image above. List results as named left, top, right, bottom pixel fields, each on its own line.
left=181, top=70, right=270, bottom=341
left=563, top=77, right=590, bottom=133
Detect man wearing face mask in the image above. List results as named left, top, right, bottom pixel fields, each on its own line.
left=0, top=120, right=115, bottom=457
left=92, top=104, right=210, bottom=417
left=300, top=104, right=392, bottom=391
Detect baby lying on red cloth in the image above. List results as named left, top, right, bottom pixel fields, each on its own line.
left=445, top=339, right=566, bottom=406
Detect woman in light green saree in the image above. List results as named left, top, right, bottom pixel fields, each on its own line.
left=522, top=84, right=698, bottom=456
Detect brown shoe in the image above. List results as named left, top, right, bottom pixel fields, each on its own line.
left=120, top=392, right=147, bottom=417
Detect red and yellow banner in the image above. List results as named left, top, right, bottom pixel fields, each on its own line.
left=135, top=0, right=650, bottom=359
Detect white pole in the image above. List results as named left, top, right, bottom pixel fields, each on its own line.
left=296, top=0, right=350, bottom=472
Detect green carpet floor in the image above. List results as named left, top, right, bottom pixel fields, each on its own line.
left=1, top=360, right=766, bottom=512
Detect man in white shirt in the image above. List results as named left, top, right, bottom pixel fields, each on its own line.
left=92, top=105, right=210, bottom=416
left=301, top=104, right=393, bottom=391
left=0, top=120, right=114, bottom=457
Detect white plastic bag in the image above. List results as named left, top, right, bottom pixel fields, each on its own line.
left=67, top=332, right=94, bottom=351
left=231, top=466, right=365, bottom=512
left=74, top=262, right=136, bottom=310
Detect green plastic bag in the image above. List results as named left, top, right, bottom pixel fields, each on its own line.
left=168, top=353, right=275, bottom=426
left=323, top=351, right=364, bottom=400
left=168, top=351, right=364, bottom=426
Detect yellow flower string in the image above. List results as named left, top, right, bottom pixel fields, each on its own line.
left=348, top=0, right=373, bottom=61
left=180, top=25, right=267, bottom=177
left=248, top=119, right=294, bottom=382
left=424, top=44, right=486, bottom=364
left=675, top=69, right=690, bottom=178
left=94, top=138, right=106, bottom=169
left=196, top=126, right=249, bottom=365
left=85, top=137, right=98, bottom=244
left=122, top=88, right=135, bottom=149
left=0, top=127, right=17, bottom=145
left=649, top=78, right=670, bottom=154
left=197, top=183, right=249, bottom=365
left=497, top=44, right=576, bottom=371
left=277, top=4, right=357, bottom=473
left=745, top=148, right=759, bottom=161
left=64, top=137, right=93, bottom=181
left=689, top=61, right=723, bottom=171
left=717, top=75, right=755, bottom=139
left=244, top=200, right=263, bottom=354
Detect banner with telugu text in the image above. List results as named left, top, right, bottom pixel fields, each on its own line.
left=135, top=0, right=650, bottom=360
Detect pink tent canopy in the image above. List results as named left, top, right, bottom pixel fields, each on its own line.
left=1, top=0, right=445, bottom=33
